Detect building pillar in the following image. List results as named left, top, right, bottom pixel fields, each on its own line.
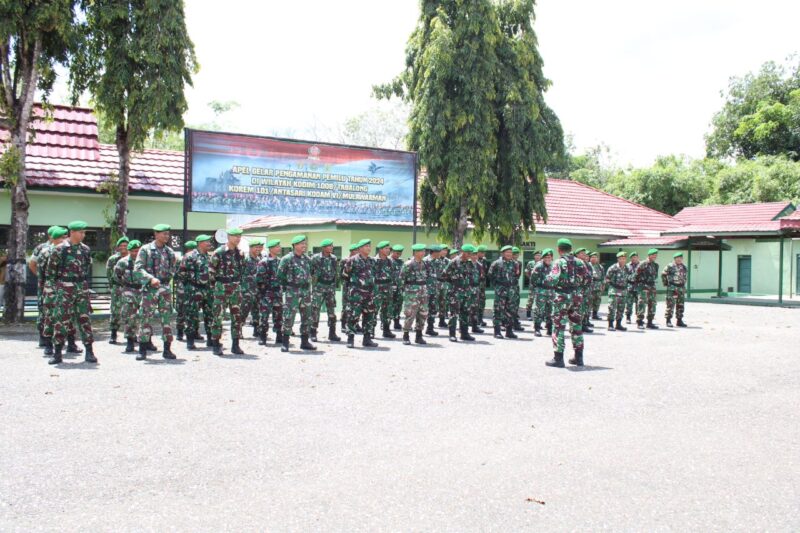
left=717, top=240, right=723, bottom=298
left=686, top=239, right=692, bottom=299
left=778, top=236, right=784, bottom=304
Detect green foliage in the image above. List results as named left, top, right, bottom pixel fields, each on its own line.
left=706, top=57, right=800, bottom=161
left=0, top=145, right=22, bottom=188
left=96, top=173, right=123, bottom=247
left=548, top=141, right=617, bottom=189
left=707, top=155, right=800, bottom=205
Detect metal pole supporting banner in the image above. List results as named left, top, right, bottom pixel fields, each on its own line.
left=412, top=152, right=419, bottom=245
left=182, top=128, right=190, bottom=247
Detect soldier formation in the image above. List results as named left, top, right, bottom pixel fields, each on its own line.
left=30, top=224, right=690, bottom=368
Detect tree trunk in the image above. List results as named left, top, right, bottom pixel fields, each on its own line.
left=115, top=123, right=130, bottom=237
left=451, top=202, right=469, bottom=248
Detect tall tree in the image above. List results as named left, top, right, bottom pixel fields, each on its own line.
left=71, top=0, right=196, bottom=239
left=0, top=0, right=78, bottom=322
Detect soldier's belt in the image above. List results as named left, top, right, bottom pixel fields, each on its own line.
left=214, top=277, right=239, bottom=283
left=285, top=282, right=310, bottom=288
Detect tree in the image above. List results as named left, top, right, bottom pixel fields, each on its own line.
left=708, top=155, right=800, bottom=205
left=706, top=57, right=800, bottom=161
left=70, top=0, right=197, bottom=240
left=338, top=102, right=409, bottom=150
left=375, top=0, right=561, bottom=246
left=0, top=0, right=78, bottom=322
left=547, top=140, right=617, bottom=189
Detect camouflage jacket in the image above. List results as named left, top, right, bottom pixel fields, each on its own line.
left=342, top=254, right=375, bottom=291
left=31, top=242, right=52, bottom=289
left=591, top=263, right=605, bottom=290
left=106, top=252, right=125, bottom=287
left=134, top=242, right=177, bottom=285
left=625, top=262, right=640, bottom=288
left=179, top=250, right=211, bottom=289
left=46, top=241, right=92, bottom=284
left=372, top=255, right=394, bottom=287
left=310, top=253, right=338, bottom=286
left=488, top=258, right=518, bottom=288
left=441, top=256, right=479, bottom=289
left=544, top=254, right=586, bottom=292
left=400, top=258, right=430, bottom=291
left=256, top=255, right=282, bottom=293
left=114, top=255, right=141, bottom=289
left=390, top=257, right=404, bottom=285
left=277, top=252, right=312, bottom=289
left=422, top=255, right=439, bottom=282
left=209, top=245, right=245, bottom=284
left=339, top=254, right=356, bottom=289
left=661, top=262, right=688, bottom=287
left=635, top=260, right=659, bottom=288
left=243, top=254, right=261, bottom=292
left=530, top=261, right=550, bottom=289
left=477, top=257, right=491, bottom=285
left=605, top=263, right=627, bottom=291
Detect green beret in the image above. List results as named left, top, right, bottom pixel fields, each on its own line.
left=590, top=252, right=598, bottom=257
left=184, top=241, right=197, bottom=250
left=116, top=236, right=130, bottom=246
left=411, top=243, right=426, bottom=252
left=152, top=223, right=171, bottom=232
left=461, top=244, right=476, bottom=253
left=127, top=240, right=142, bottom=250
left=673, top=252, right=683, bottom=258
left=647, top=248, right=659, bottom=256
left=392, top=244, right=404, bottom=252
left=511, top=246, right=520, bottom=254
left=616, top=251, right=627, bottom=258
left=320, top=238, right=334, bottom=247
left=47, top=226, right=62, bottom=238
left=500, top=245, right=513, bottom=252
left=195, top=234, right=212, bottom=243
left=249, top=238, right=265, bottom=247
left=429, top=244, right=442, bottom=252
left=68, top=220, right=88, bottom=231
left=541, top=248, right=554, bottom=257
left=629, top=251, right=639, bottom=258
left=476, top=245, right=488, bottom=252
left=227, top=228, right=243, bottom=236
left=267, top=239, right=281, bottom=248
left=50, top=227, right=68, bottom=239
left=449, top=249, right=458, bottom=256
left=376, top=240, right=391, bottom=249
left=575, top=248, right=587, bottom=255
left=440, top=244, right=450, bottom=250
left=291, top=234, right=307, bottom=245
left=534, top=250, right=542, bottom=256
left=557, top=238, right=573, bottom=249
left=357, top=238, right=371, bottom=247
left=348, top=243, right=360, bottom=251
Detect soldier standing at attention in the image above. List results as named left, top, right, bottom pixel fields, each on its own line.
left=241, top=237, right=264, bottom=340
left=373, top=241, right=396, bottom=339
left=30, top=226, right=61, bottom=347
left=277, top=235, right=316, bottom=352
left=624, top=251, right=640, bottom=323
left=400, top=243, right=429, bottom=345
left=310, top=238, right=341, bottom=342
left=31, top=226, right=67, bottom=354
left=662, top=252, right=688, bottom=327
left=573, top=248, right=594, bottom=334
left=46, top=221, right=96, bottom=365
left=133, top=224, right=177, bottom=361
left=114, top=240, right=143, bottom=353
left=339, top=243, right=360, bottom=335
left=256, top=239, right=284, bottom=346
left=180, top=235, right=213, bottom=350
left=467, top=243, right=485, bottom=335
left=589, top=252, right=605, bottom=321
left=488, top=245, right=518, bottom=339
left=342, top=239, right=378, bottom=348
left=423, top=245, right=441, bottom=336
left=436, top=245, right=451, bottom=328
left=389, top=244, right=405, bottom=331
left=174, top=240, right=195, bottom=342
left=524, top=250, right=542, bottom=319
left=441, top=244, right=478, bottom=342
left=475, top=245, right=490, bottom=326
left=544, top=238, right=585, bottom=368
left=635, top=248, right=660, bottom=330
left=209, top=228, right=246, bottom=356
left=106, top=236, right=129, bottom=344
left=510, top=247, right=524, bottom=331
left=530, top=248, right=554, bottom=337
left=604, top=251, right=628, bottom=332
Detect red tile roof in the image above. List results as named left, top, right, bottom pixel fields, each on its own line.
left=781, top=208, right=800, bottom=220
left=674, top=202, right=793, bottom=225
left=599, top=235, right=689, bottom=247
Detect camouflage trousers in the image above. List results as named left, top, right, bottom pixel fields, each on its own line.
left=468, top=287, right=482, bottom=326
left=580, top=288, right=592, bottom=322
left=531, top=287, right=553, bottom=325
left=625, top=286, right=638, bottom=317
left=259, top=290, right=283, bottom=336
left=426, top=283, right=440, bottom=320
left=241, top=288, right=260, bottom=332
left=526, top=285, right=534, bottom=312
left=665, top=286, right=686, bottom=320
left=636, top=286, right=657, bottom=322
left=591, top=288, right=603, bottom=314
left=438, top=284, right=449, bottom=319
left=477, top=282, right=487, bottom=320
left=36, top=285, right=45, bottom=333
left=390, top=286, right=403, bottom=321
left=493, top=286, right=514, bottom=328
left=607, top=288, right=626, bottom=322
left=174, top=286, right=186, bottom=332
left=138, top=285, right=173, bottom=343
left=52, top=282, right=93, bottom=346
left=340, top=284, right=352, bottom=329
left=283, top=287, right=312, bottom=337
left=109, top=285, right=123, bottom=331
left=402, top=287, right=428, bottom=332
left=347, top=287, right=376, bottom=335
left=510, top=287, right=521, bottom=322
left=118, top=288, right=141, bottom=338
left=447, top=286, right=473, bottom=328
left=184, top=286, right=211, bottom=336
left=551, top=291, right=584, bottom=353
left=311, top=284, right=337, bottom=331
left=211, top=282, right=243, bottom=340
left=374, top=283, right=394, bottom=330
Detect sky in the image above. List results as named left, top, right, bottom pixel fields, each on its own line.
left=63, top=0, right=800, bottom=167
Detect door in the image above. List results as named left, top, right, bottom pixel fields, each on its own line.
left=737, top=255, right=752, bottom=293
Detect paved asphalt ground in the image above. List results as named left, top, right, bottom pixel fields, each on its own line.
left=1, top=303, right=798, bottom=532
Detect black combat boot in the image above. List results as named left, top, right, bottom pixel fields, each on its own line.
left=626, top=313, right=632, bottom=324
left=355, top=324, right=364, bottom=334
left=568, top=348, right=584, bottom=367
left=310, top=328, right=318, bottom=343
left=608, top=318, right=616, bottom=331
left=231, top=338, right=244, bottom=355
left=38, top=334, right=46, bottom=348
left=448, top=324, right=458, bottom=342
left=328, top=321, right=341, bottom=342
left=425, top=318, right=438, bottom=336
left=48, top=345, right=63, bottom=365
left=526, top=309, right=532, bottom=319
left=494, top=325, right=503, bottom=339
left=460, top=324, right=475, bottom=341
left=471, top=322, right=484, bottom=334
left=44, top=338, right=54, bottom=356
left=583, top=319, right=594, bottom=333
left=545, top=351, right=565, bottom=368
left=109, top=329, right=118, bottom=344
left=402, top=332, right=411, bottom=345
left=194, top=330, right=205, bottom=342
left=637, top=320, right=645, bottom=330
left=206, top=337, right=214, bottom=348
left=615, top=319, right=627, bottom=331
left=281, top=335, right=290, bottom=352
left=382, top=323, right=396, bottom=339
left=438, top=316, right=447, bottom=328
left=66, top=335, right=82, bottom=354
left=676, top=319, right=687, bottom=327
left=275, top=331, right=284, bottom=345
left=125, top=337, right=136, bottom=353
left=136, top=344, right=147, bottom=361
left=186, top=332, right=196, bottom=350
left=362, top=334, right=378, bottom=348
left=534, top=323, right=542, bottom=337
left=666, top=318, right=673, bottom=327
left=346, top=333, right=355, bottom=348
left=145, top=340, right=158, bottom=351
left=176, top=328, right=184, bottom=342
left=393, top=318, right=402, bottom=331
left=546, top=320, right=553, bottom=336
left=513, top=320, right=524, bottom=332
left=258, top=332, right=267, bottom=346
left=300, top=335, right=317, bottom=351
left=163, top=341, right=176, bottom=359
left=414, top=330, right=427, bottom=345
left=213, top=339, right=224, bottom=356
left=505, top=326, right=518, bottom=339
left=592, top=311, right=600, bottom=320
left=646, top=320, right=659, bottom=329
left=252, top=325, right=259, bottom=339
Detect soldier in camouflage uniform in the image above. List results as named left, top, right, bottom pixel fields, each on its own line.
left=488, top=245, right=519, bottom=339
left=174, top=240, right=196, bottom=341
left=589, top=252, right=605, bottom=320
left=277, top=235, right=317, bottom=352
left=310, top=238, right=341, bottom=342
left=574, top=248, right=594, bottom=334
left=242, top=237, right=264, bottom=340
left=209, top=228, right=246, bottom=356
left=544, top=238, right=585, bottom=368
left=389, top=244, right=404, bottom=330
left=422, top=245, right=441, bottom=336
left=180, top=235, right=213, bottom=350
left=400, top=243, right=430, bottom=345
left=467, top=243, right=485, bottom=335
left=133, top=224, right=177, bottom=361
left=30, top=227, right=60, bottom=346
left=524, top=250, right=542, bottom=319
left=340, top=244, right=360, bottom=334
left=441, top=244, right=478, bottom=342
left=662, top=251, right=688, bottom=327
left=114, top=240, right=143, bottom=353
left=604, top=251, right=628, bottom=332
left=341, top=239, right=378, bottom=348
left=635, top=249, right=660, bottom=329
left=256, top=239, right=284, bottom=346
left=475, top=245, right=490, bottom=326
left=433, top=245, right=449, bottom=328
left=624, top=251, right=640, bottom=323
left=372, top=241, right=397, bottom=339
left=510, top=247, right=524, bottom=331
left=31, top=226, right=67, bottom=354
left=46, top=221, right=96, bottom=365
left=530, top=248, right=554, bottom=337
